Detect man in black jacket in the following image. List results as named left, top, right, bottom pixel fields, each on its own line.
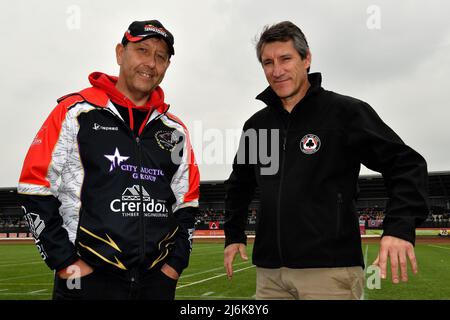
left=223, top=21, right=429, bottom=300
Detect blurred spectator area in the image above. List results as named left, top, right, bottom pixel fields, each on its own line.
left=1, top=171, right=450, bottom=232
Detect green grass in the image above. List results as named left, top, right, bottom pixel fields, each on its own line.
left=0, top=241, right=449, bottom=300
left=0, top=244, right=54, bottom=300
left=363, top=242, right=450, bottom=300
left=366, top=229, right=449, bottom=236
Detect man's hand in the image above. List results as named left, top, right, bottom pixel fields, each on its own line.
left=224, top=243, right=248, bottom=280
left=161, top=263, right=180, bottom=280
left=57, top=259, right=93, bottom=279
left=372, top=235, right=418, bottom=284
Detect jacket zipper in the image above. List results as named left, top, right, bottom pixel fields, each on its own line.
left=276, top=119, right=291, bottom=265
left=106, top=109, right=156, bottom=264
left=135, top=135, right=146, bottom=265
left=105, top=107, right=162, bottom=267
left=135, top=111, right=167, bottom=266
left=133, top=111, right=160, bottom=266
left=105, top=109, right=146, bottom=265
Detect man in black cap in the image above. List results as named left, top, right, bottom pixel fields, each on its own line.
left=18, top=20, right=200, bottom=300
left=122, top=20, right=175, bottom=55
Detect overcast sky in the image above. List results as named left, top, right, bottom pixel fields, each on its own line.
left=0, top=0, right=449, bottom=187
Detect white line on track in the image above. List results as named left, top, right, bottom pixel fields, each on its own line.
left=0, top=292, right=49, bottom=296
left=27, top=289, right=47, bottom=294
left=364, top=244, right=369, bottom=266
left=0, top=261, right=43, bottom=268
left=177, top=265, right=255, bottom=290
left=428, top=245, right=450, bottom=250
left=0, top=283, right=51, bottom=286
left=191, top=245, right=225, bottom=251
left=180, top=261, right=250, bottom=279
left=362, top=245, right=369, bottom=301
left=0, top=258, right=41, bottom=265
left=189, top=252, right=225, bottom=257
left=0, top=272, right=52, bottom=282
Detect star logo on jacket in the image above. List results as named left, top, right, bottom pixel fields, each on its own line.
left=300, top=134, right=321, bottom=154
left=104, top=148, right=130, bottom=172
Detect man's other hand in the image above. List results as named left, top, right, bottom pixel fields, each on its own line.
left=372, top=235, right=418, bottom=284
left=224, top=243, right=248, bottom=280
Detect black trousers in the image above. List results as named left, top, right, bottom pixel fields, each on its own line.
left=53, top=268, right=178, bottom=300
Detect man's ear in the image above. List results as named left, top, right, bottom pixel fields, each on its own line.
left=304, top=50, right=312, bottom=70
left=116, top=43, right=125, bottom=66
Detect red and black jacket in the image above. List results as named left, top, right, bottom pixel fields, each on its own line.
left=18, top=72, right=200, bottom=275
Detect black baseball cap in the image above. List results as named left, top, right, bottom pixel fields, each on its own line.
left=121, top=20, right=175, bottom=56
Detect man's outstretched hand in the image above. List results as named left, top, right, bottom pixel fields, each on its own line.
left=224, top=243, right=248, bottom=280
left=372, top=235, right=418, bottom=284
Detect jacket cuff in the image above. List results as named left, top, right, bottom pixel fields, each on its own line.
left=165, top=256, right=185, bottom=276
left=382, top=215, right=417, bottom=245
left=224, top=234, right=247, bottom=248
left=54, top=253, right=80, bottom=273
left=381, top=231, right=416, bottom=246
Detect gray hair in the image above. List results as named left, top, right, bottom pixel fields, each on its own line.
left=256, top=21, right=310, bottom=64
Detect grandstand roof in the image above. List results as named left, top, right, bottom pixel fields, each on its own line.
left=0, top=187, right=19, bottom=207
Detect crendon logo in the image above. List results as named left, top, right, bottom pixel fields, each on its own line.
left=110, top=185, right=169, bottom=218
left=300, top=134, right=321, bottom=154
left=155, top=130, right=181, bottom=151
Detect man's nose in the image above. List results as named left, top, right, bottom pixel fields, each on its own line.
left=143, top=55, right=157, bottom=68
left=272, top=61, right=283, bottom=77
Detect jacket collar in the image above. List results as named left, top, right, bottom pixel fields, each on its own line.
left=88, top=71, right=169, bottom=114
left=256, top=72, right=323, bottom=111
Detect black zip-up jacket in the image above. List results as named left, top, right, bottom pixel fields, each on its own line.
left=224, top=73, right=429, bottom=269
left=18, top=72, right=200, bottom=275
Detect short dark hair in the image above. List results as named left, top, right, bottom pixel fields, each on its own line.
left=256, top=21, right=309, bottom=63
